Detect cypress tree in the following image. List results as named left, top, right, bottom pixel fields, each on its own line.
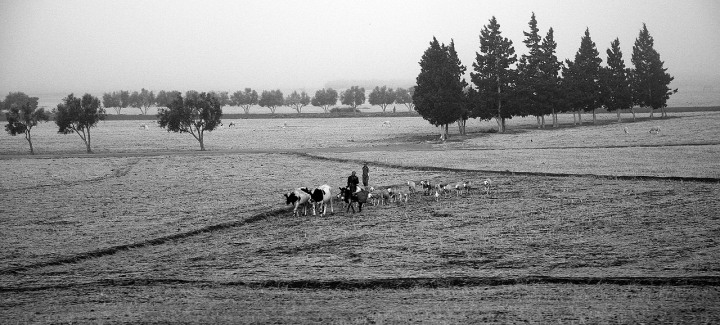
left=602, top=38, right=633, bottom=122
left=471, top=16, right=518, bottom=133
left=413, top=37, right=466, bottom=138
left=563, top=28, right=603, bottom=124
left=631, top=24, right=677, bottom=118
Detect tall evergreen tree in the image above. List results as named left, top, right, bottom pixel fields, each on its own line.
left=602, top=38, right=634, bottom=122
left=413, top=37, right=467, bottom=138
left=538, top=27, right=563, bottom=127
left=563, top=28, right=603, bottom=124
left=631, top=23, right=677, bottom=118
left=470, top=16, right=518, bottom=133
left=517, top=13, right=543, bottom=127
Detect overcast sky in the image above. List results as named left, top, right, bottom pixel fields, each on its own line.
left=1, top=0, right=718, bottom=95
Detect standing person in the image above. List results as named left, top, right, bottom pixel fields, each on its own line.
left=362, top=163, right=370, bottom=187
left=347, top=171, right=360, bottom=193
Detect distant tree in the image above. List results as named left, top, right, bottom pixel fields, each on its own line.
left=156, top=92, right=222, bottom=151
left=133, top=88, right=155, bottom=115
left=538, top=27, right=563, bottom=128
left=155, top=90, right=181, bottom=108
left=340, top=86, right=365, bottom=109
left=564, top=28, right=603, bottom=124
left=395, top=87, right=415, bottom=111
left=102, top=92, right=122, bottom=114
left=128, top=91, right=141, bottom=113
left=209, top=91, right=230, bottom=107
left=602, top=38, right=634, bottom=122
left=414, top=38, right=467, bottom=137
left=2, top=92, right=39, bottom=112
left=258, top=89, right=284, bottom=114
left=285, top=90, right=311, bottom=113
left=368, top=86, right=397, bottom=112
left=311, top=88, right=338, bottom=113
left=119, top=90, right=130, bottom=110
left=470, top=16, right=518, bottom=133
left=5, top=101, right=50, bottom=154
left=230, top=88, right=259, bottom=114
left=631, top=23, right=677, bottom=118
left=53, top=93, right=106, bottom=153
left=185, top=90, right=200, bottom=101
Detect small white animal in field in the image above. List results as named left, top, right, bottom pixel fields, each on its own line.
left=649, top=126, right=660, bottom=134
left=381, top=121, right=391, bottom=127
left=482, top=178, right=492, bottom=195
left=462, top=180, right=473, bottom=195
left=282, top=121, right=287, bottom=128
left=434, top=190, right=440, bottom=202
left=228, top=122, right=235, bottom=127
left=623, top=126, right=629, bottom=134
left=139, top=124, right=148, bottom=130
left=407, top=181, right=417, bottom=193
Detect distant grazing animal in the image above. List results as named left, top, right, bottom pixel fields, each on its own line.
left=381, top=121, right=391, bottom=127
left=452, top=182, right=465, bottom=197
left=228, top=122, right=235, bottom=127
left=623, top=126, right=629, bottom=134
left=482, top=178, right=492, bottom=195
left=139, top=124, right=149, bottom=130
left=302, top=185, right=333, bottom=216
left=420, top=180, right=433, bottom=196
left=407, top=181, right=417, bottom=193
left=649, top=126, right=660, bottom=134
left=434, top=190, right=440, bottom=202
left=462, top=180, right=474, bottom=195
left=338, top=186, right=368, bottom=213
left=284, top=187, right=311, bottom=217
left=435, top=183, right=450, bottom=198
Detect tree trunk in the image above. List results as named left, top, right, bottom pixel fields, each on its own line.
left=578, top=110, right=582, bottom=124
left=552, top=109, right=558, bottom=128
left=25, top=130, right=34, bottom=154
left=536, top=116, right=541, bottom=128
left=541, top=115, right=545, bottom=128
left=650, top=108, right=654, bottom=119
left=573, top=112, right=577, bottom=125
left=617, top=110, right=621, bottom=123
left=85, top=128, right=92, bottom=153
left=496, top=117, right=502, bottom=131
left=592, top=109, right=596, bottom=125
left=631, top=107, right=636, bottom=121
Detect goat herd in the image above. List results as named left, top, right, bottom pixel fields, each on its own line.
left=283, top=178, right=493, bottom=217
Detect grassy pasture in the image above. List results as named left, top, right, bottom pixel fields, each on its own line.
left=1, top=111, right=720, bottom=323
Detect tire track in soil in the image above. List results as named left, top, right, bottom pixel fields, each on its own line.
left=0, top=207, right=290, bottom=275
left=0, top=158, right=141, bottom=193
left=3, top=275, right=720, bottom=292
left=295, top=152, right=720, bottom=183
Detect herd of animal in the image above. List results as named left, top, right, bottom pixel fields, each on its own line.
left=283, top=178, right=493, bottom=217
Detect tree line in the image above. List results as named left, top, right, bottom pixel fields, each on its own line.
left=99, top=86, right=416, bottom=115
left=414, top=14, right=677, bottom=135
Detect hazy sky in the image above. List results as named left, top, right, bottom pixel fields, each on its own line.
left=1, top=0, right=718, bottom=95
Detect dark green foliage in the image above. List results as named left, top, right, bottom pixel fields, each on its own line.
left=517, top=13, right=544, bottom=121
left=340, top=86, right=366, bottom=109
left=602, top=38, right=633, bottom=121
left=631, top=23, right=677, bottom=118
left=285, top=91, right=311, bottom=113
left=2, top=92, right=39, bottom=112
left=311, top=88, right=339, bottom=113
left=53, top=93, right=106, bottom=153
left=258, top=89, right=284, bottom=114
left=368, top=86, right=397, bottom=112
left=414, top=38, right=467, bottom=136
left=563, top=28, right=603, bottom=124
left=156, top=92, right=222, bottom=151
left=5, top=100, right=49, bottom=154
left=470, top=17, right=518, bottom=133
left=231, top=88, right=259, bottom=114
left=102, top=92, right=122, bottom=114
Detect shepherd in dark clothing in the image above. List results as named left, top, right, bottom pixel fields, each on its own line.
left=362, top=163, right=369, bottom=187
left=347, top=171, right=360, bottom=193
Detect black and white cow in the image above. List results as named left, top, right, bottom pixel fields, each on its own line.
left=284, top=187, right=311, bottom=217
left=302, top=184, right=333, bottom=216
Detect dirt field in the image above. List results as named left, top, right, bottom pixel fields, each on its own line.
left=1, top=112, right=719, bottom=323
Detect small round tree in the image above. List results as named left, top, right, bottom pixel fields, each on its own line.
left=156, top=92, right=222, bottom=151
left=53, top=93, right=106, bottom=153
left=5, top=101, right=49, bottom=154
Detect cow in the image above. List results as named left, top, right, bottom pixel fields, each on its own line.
left=302, top=185, right=333, bottom=216
left=228, top=122, right=236, bottom=127
left=649, top=126, right=660, bottom=134
left=284, top=187, right=311, bottom=217
left=452, top=182, right=465, bottom=197
left=338, top=186, right=368, bottom=213
left=420, top=180, right=433, bottom=196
